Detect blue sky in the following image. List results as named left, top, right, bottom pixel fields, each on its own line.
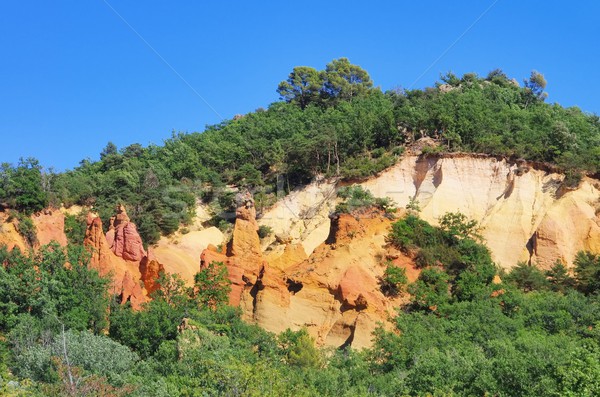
left=1, top=1, right=599, bottom=171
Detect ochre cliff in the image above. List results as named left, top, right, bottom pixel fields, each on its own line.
left=361, top=155, right=600, bottom=269
left=251, top=209, right=414, bottom=349
left=83, top=207, right=165, bottom=309
left=200, top=198, right=415, bottom=349
left=257, top=154, right=600, bottom=271
left=32, top=209, right=68, bottom=247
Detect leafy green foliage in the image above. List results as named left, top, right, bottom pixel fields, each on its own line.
left=277, top=66, right=324, bottom=109
left=277, top=58, right=374, bottom=108
left=388, top=212, right=496, bottom=306
left=371, top=288, right=600, bottom=396
left=63, top=211, right=87, bottom=245
left=0, top=242, right=109, bottom=333
left=14, top=213, right=36, bottom=247
left=0, top=158, right=49, bottom=215
left=574, top=251, right=600, bottom=295
left=545, top=260, right=575, bottom=293
left=380, top=261, right=408, bottom=297
left=439, top=211, right=481, bottom=241
left=335, top=185, right=396, bottom=215
left=108, top=299, right=183, bottom=360
left=278, top=328, right=322, bottom=368
left=192, top=261, right=231, bottom=309
left=10, top=323, right=137, bottom=385
left=257, top=225, right=273, bottom=239
left=505, top=262, right=550, bottom=292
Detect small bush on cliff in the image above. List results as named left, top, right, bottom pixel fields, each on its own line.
left=388, top=212, right=495, bottom=305
left=257, top=225, right=273, bottom=239
left=380, top=261, right=408, bottom=297
left=14, top=213, right=36, bottom=247
left=336, top=185, right=395, bottom=215
left=336, top=185, right=375, bottom=213
left=64, top=211, right=87, bottom=245
left=192, top=261, right=231, bottom=309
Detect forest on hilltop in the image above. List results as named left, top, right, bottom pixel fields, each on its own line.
left=2, top=60, right=600, bottom=395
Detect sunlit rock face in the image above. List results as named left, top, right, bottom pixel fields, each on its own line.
left=361, top=155, right=600, bottom=270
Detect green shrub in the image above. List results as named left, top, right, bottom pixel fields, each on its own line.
left=573, top=251, right=600, bottom=295
left=337, top=192, right=397, bottom=216
left=257, top=225, right=273, bottom=239
left=374, top=197, right=397, bottom=215
left=380, top=261, right=408, bottom=297
left=408, top=267, right=450, bottom=310
left=505, top=262, right=551, bottom=292
left=278, top=328, right=321, bottom=368
left=64, top=212, right=87, bottom=245
left=11, top=325, right=138, bottom=384
left=15, top=214, right=36, bottom=247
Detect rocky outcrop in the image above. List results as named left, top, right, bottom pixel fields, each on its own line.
left=83, top=206, right=166, bottom=310
left=84, top=214, right=147, bottom=308
left=229, top=191, right=266, bottom=279
left=246, top=210, right=413, bottom=349
left=258, top=179, right=337, bottom=256
left=262, top=155, right=600, bottom=270
left=361, top=155, right=600, bottom=269
left=199, top=192, right=268, bottom=310
left=106, top=205, right=146, bottom=261
left=153, top=227, right=224, bottom=286
left=32, top=209, right=68, bottom=247
left=139, top=254, right=165, bottom=295
left=0, top=212, right=28, bottom=251
left=83, top=216, right=116, bottom=276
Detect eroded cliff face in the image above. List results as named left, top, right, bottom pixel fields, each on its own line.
left=252, top=210, right=415, bottom=349
left=259, top=155, right=600, bottom=271
left=200, top=195, right=416, bottom=349
left=361, top=155, right=600, bottom=269
left=221, top=154, right=600, bottom=348
left=83, top=207, right=166, bottom=309
left=32, top=210, right=68, bottom=247
left=0, top=209, right=68, bottom=251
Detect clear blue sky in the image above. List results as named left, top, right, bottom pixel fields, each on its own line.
left=1, top=1, right=599, bottom=171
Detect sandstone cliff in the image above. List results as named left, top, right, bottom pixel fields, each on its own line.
left=200, top=197, right=415, bottom=349
left=361, top=155, right=600, bottom=269
left=83, top=207, right=166, bottom=309
left=259, top=211, right=414, bottom=348
left=258, top=155, right=600, bottom=270
left=32, top=209, right=68, bottom=247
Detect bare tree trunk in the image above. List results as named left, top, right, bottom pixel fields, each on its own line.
left=334, top=141, right=340, bottom=176
left=61, top=324, right=75, bottom=390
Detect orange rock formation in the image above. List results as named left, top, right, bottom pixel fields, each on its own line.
left=83, top=206, right=165, bottom=309
left=201, top=201, right=416, bottom=349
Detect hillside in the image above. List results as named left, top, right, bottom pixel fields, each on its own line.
left=3, top=62, right=600, bottom=395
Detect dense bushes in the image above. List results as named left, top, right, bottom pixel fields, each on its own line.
left=367, top=213, right=600, bottom=396
left=0, top=242, right=109, bottom=333
left=2, top=228, right=600, bottom=395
